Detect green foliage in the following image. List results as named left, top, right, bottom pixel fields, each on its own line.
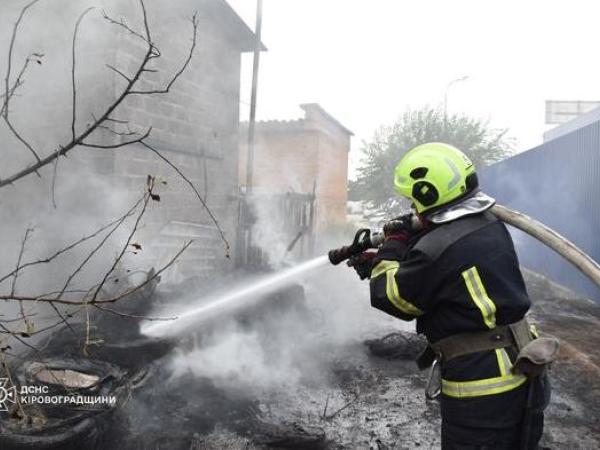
left=350, top=107, right=515, bottom=215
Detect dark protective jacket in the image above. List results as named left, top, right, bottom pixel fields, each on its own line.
left=369, top=211, right=532, bottom=428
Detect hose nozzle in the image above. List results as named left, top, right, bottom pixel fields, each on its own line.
left=328, top=229, right=384, bottom=265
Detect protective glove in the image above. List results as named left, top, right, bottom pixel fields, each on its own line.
left=347, top=251, right=377, bottom=280
left=382, top=213, right=415, bottom=242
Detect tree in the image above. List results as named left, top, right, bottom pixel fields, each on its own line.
left=0, top=0, right=228, bottom=364
left=349, top=107, right=515, bottom=216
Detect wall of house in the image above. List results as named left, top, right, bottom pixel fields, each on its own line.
left=239, top=108, right=351, bottom=230
left=0, top=9, right=265, bottom=356
left=312, top=123, right=351, bottom=229
left=239, top=123, right=319, bottom=192
left=101, top=1, right=250, bottom=280
left=0, top=0, right=251, bottom=281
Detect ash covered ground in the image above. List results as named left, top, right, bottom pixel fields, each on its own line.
left=113, top=269, right=600, bottom=449
left=3, top=267, right=600, bottom=450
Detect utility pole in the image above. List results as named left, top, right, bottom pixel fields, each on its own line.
left=243, top=0, right=263, bottom=266
left=444, top=75, right=469, bottom=132
left=245, top=0, right=263, bottom=194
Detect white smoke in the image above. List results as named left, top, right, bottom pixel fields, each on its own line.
left=164, top=260, right=408, bottom=393
left=169, top=328, right=302, bottom=392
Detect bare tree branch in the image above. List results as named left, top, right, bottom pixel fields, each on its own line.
left=322, top=388, right=361, bottom=420
left=26, top=289, right=88, bottom=299
left=3, top=0, right=42, bottom=116
left=11, top=228, right=34, bottom=330
left=106, top=63, right=132, bottom=83
left=129, top=13, right=198, bottom=95
left=0, top=198, right=143, bottom=286
left=0, top=313, right=37, bottom=325
left=97, top=123, right=137, bottom=137
left=71, top=7, right=95, bottom=140
left=101, top=9, right=152, bottom=47
left=0, top=39, right=150, bottom=187
left=0, top=192, right=142, bottom=339
left=93, top=304, right=177, bottom=322
left=3, top=0, right=43, bottom=163
left=0, top=240, right=192, bottom=306
left=0, top=0, right=222, bottom=351
left=90, top=240, right=192, bottom=305
left=104, top=117, right=129, bottom=124
left=139, top=0, right=153, bottom=48
left=0, top=322, right=38, bottom=352
left=0, top=0, right=198, bottom=189
left=20, top=306, right=83, bottom=337
left=90, top=178, right=156, bottom=302
left=141, top=140, right=231, bottom=257
left=56, top=194, right=146, bottom=301
left=0, top=236, right=189, bottom=346
left=8, top=225, right=76, bottom=338
left=41, top=193, right=146, bottom=336
left=0, top=53, right=43, bottom=118
left=10, top=228, right=33, bottom=297
left=80, top=127, right=151, bottom=149
left=3, top=117, right=41, bottom=164
left=50, top=148, right=60, bottom=208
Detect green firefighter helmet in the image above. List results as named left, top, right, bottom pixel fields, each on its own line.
left=393, top=142, right=478, bottom=214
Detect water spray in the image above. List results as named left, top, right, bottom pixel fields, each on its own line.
left=141, top=256, right=329, bottom=338
left=142, top=204, right=600, bottom=340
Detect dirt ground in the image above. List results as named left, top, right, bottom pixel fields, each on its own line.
left=5, top=267, right=598, bottom=450
left=525, top=270, right=600, bottom=449
left=135, top=269, right=600, bottom=450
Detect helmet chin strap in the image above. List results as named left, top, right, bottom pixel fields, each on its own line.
left=425, top=191, right=496, bottom=224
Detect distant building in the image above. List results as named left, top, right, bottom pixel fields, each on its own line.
left=239, top=104, right=353, bottom=229
left=544, top=100, right=600, bottom=141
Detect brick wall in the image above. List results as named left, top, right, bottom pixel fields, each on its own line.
left=103, top=0, right=255, bottom=280
left=239, top=104, right=352, bottom=230
left=0, top=0, right=262, bottom=287
left=9, top=0, right=257, bottom=281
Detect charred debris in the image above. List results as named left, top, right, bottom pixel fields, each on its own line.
left=0, top=266, right=599, bottom=449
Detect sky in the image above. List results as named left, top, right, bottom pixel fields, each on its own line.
left=227, top=0, right=600, bottom=178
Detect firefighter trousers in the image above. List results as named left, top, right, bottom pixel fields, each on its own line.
left=441, top=411, right=544, bottom=450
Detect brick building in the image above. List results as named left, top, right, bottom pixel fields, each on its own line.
left=104, top=0, right=259, bottom=279
left=239, top=104, right=353, bottom=230
left=61, top=0, right=259, bottom=280
left=0, top=0, right=260, bottom=281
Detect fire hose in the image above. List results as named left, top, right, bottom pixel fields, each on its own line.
left=329, top=204, right=600, bottom=291
left=489, top=205, right=600, bottom=290
left=328, top=204, right=600, bottom=450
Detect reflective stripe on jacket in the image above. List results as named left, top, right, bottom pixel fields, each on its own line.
left=369, top=211, right=532, bottom=427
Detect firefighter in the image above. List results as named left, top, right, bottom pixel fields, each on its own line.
left=348, top=143, right=551, bottom=449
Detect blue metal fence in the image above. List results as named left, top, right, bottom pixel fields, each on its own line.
left=480, top=120, right=600, bottom=301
